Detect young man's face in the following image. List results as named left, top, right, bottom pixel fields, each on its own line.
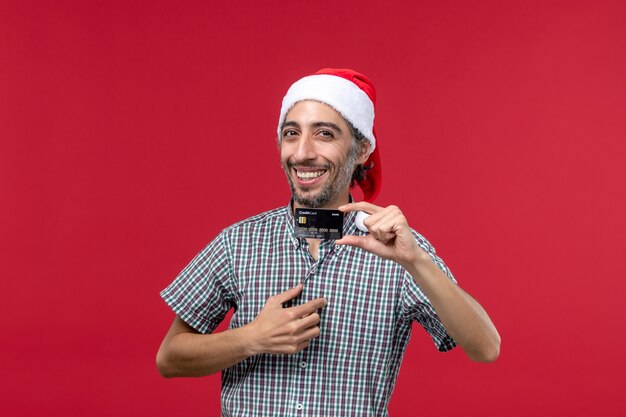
left=280, top=100, right=370, bottom=208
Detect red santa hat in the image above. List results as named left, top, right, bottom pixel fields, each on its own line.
left=278, top=68, right=382, bottom=202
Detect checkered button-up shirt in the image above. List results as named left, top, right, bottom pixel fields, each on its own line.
left=161, top=203, right=457, bottom=417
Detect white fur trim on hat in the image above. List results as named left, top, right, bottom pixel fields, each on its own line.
left=277, top=74, right=376, bottom=152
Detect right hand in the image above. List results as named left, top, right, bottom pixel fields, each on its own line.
left=246, top=283, right=327, bottom=355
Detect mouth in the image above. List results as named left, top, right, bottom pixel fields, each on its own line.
left=293, top=167, right=328, bottom=184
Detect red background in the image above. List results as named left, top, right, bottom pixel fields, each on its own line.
left=2, top=1, right=625, bottom=416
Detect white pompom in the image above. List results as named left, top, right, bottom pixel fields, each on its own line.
left=355, top=211, right=370, bottom=233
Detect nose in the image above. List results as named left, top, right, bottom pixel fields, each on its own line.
left=293, top=134, right=317, bottom=162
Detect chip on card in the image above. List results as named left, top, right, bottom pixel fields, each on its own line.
left=294, top=208, right=343, bottom=240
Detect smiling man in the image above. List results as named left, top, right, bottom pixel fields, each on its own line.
left=281, top=100, right=368, bottom=210
left=157, top=68, right=500, bottom=417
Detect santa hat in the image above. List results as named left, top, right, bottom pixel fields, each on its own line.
left=278, top=68, right=382, bottom=202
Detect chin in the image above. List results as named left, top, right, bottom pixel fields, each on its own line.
left=293, top=191, right=330, bottom=208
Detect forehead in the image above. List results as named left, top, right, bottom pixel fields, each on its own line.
left=284, top=100, right=349, bottom=128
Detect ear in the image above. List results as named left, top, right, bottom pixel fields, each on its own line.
left=356, top=141, right=371, bottom=165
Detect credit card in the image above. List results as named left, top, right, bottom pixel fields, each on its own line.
left=294, top=208, right=343, bottom=240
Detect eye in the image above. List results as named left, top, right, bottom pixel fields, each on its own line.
left=318, top=130, right=334, bottom=139
left=282, top=129, right=299, bottom=139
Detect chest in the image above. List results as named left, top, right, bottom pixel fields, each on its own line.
left=227, top=239, right=404, bottom=340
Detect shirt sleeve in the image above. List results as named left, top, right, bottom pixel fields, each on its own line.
left=160, top=231, right=235, bottom=334
left=400, top=230, right=457, bottom=352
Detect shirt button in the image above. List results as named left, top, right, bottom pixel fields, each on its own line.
left=296, top=403, right=304, bottom=411
left=300, top=361, right=307, bottom=368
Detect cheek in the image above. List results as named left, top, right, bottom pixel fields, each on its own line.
left=324, top=147, right=350, bottom=166
left=279, top=144, right=291, bottom=163
left=315, top=140, right=347, bottom=157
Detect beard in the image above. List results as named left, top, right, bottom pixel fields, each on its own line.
left=283, top=144, right=359, bottom=208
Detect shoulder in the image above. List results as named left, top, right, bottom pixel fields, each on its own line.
left=219, top=206, right=288, bottom=241
left=224, top=206, right=286, bottom=231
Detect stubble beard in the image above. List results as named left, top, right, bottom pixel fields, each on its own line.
left=284, top=145, right=359, bottom=208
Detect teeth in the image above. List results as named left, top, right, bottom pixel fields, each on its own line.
left=297, top=170, right=324, bottom=179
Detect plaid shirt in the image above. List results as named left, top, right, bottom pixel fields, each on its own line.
left=161, top=203, right=456, bottom=417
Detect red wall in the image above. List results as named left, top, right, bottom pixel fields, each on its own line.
left=2, top=1, right=625, bottom=415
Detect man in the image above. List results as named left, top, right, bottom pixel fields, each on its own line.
left=157, top=68, right=500, bottom=416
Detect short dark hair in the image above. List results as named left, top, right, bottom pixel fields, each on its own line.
left=346, top=121, right=371, bottom=187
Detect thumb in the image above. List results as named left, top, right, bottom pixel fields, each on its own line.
left=272, top=283, right=304, bottom=304
left=335, top=235, right=372, bottom=251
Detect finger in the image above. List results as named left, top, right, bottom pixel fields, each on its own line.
left=300, top=325, right=321, bottom=341
left=294, top=340, right=311, bottom=353
left=335, top=235, right=377, bottom=251
left=364, top=205, right=402, bottom=228
left=294, top=326, right=321, bottom=347
left=338, top=201, right=383, bottom=214
left=290, top=297, right=327, bottom=317
left=297, top=312, right=320, bottom=329
left=279, top=338, right=315, bottom=355
left=275, top=341, right=310, bottom=355
left=368, top=216, right=399, bottom=243
left=271, top=283, right=304, bottom=305
left=361, top=209, right=390, bottom=232
left=366, top=207, right=406, bottom=237
left=369, top=227, right=396, bottom=244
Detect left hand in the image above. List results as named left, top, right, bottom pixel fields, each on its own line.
left=335, top=202, right=424, bottom=267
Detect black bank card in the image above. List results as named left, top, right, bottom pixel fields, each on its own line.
left=294, top=208, right=343, bottom=240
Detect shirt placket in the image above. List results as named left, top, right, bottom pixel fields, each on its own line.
left=287, top=240, right=334, bottom=415
left=283, top=206, right=358, bottom=415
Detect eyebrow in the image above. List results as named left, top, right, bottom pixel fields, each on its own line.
left=281, top=121, right=344, bottom=134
